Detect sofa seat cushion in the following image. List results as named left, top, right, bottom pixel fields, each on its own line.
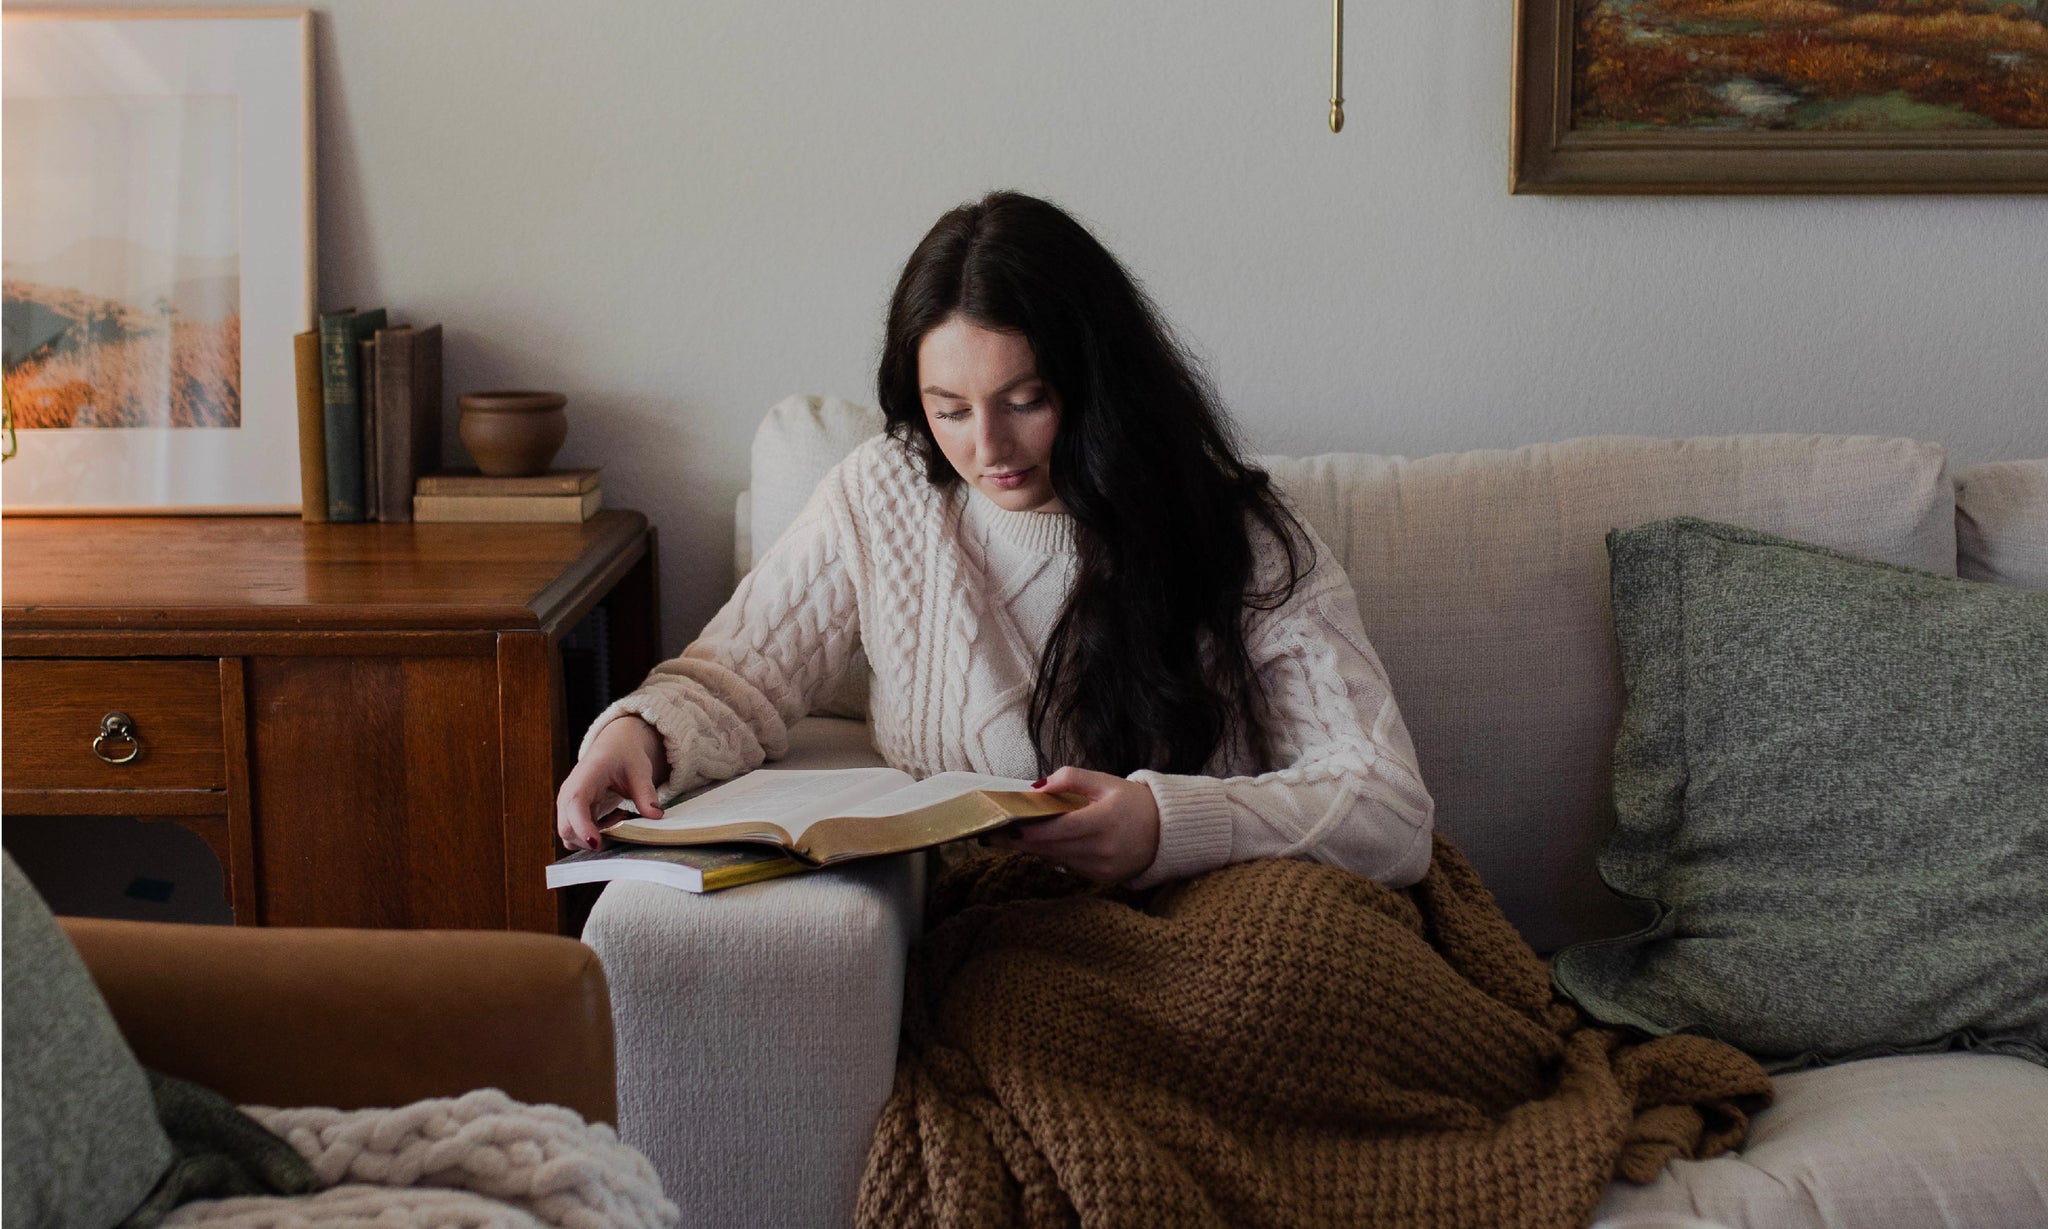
left=1593, top=1053, right=2048, bottom=1229
left=780, top=714, right=891, bottom=770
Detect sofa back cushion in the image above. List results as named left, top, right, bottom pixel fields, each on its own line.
left=1262, top=436, right=1955, bottom=951
left=746, top=402, right=1959, bottom=951
left=1956, top=459, right=2048, bottom=589
left=750, top=396, right=890, bottom=570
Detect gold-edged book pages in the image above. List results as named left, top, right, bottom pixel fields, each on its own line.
left=600, top=767, right=1083, bottom=866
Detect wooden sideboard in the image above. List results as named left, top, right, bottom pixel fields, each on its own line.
left=2, top=511, right=659, bottom=933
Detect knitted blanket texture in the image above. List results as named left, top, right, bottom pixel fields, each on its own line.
left=857, top=840, right=1773, bottom=1229
left=159, top=1089, right=678, bottom=1229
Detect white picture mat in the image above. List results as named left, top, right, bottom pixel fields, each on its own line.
left=2, top=11, right=312, bottom=511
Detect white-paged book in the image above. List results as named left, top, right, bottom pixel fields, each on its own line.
left=600, top=767, right=1082, bottom=866
left=545, top=843, right=805, bottom=894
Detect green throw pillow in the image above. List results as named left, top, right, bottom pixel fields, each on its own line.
left=2, top=853, right=172, bottom=1229
left=1552, top=517, right=2048, bottom=1071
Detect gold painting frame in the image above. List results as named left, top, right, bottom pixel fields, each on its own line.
left=1512, top=0, right=2048, bottom=193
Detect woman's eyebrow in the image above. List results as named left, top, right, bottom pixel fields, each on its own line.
left=920, top=374, right=1040, bottom=400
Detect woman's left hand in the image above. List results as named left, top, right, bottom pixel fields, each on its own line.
left=986, top=766, right=1161, bottom=884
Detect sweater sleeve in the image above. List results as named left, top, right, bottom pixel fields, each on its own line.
left=1124, top=562, right=1435, bottom=891
left=577, top=463, right=865, bottom=798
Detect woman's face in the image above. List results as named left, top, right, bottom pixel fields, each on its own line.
left=917, top=315, right=1064, bottom=514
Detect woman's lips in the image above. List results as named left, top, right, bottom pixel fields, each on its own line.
left=986, top=468, right=1034, bottom=490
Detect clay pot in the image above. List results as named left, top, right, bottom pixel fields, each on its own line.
left=458, top=390, right=568, bottom=477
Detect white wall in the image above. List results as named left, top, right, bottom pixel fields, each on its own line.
left=24, top=0, right=2045, bottom=647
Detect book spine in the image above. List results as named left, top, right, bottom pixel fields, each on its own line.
left=359, top=337, right=380, bottom=522
left=415, top=467, right=599, bottom=497
left=411, top=489, right=601, bottom=523
left=376, top=324, right=443, bottom=524
left=374, top=328, right=410, bottom=523
left=293, top=329, right=327, bottom=523
left=414, top=324, right=444, bottom=493
left=701, top=858, right=807, bottom=892
left=319, top=313, right=365, bottom=522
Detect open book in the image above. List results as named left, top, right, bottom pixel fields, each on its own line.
left=601, top=767, right=1083, bottom=866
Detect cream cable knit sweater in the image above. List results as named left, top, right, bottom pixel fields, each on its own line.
left=581, top=435, right=1435, bottom=890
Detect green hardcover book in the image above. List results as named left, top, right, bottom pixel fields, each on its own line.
left=317, top=307, right=386, bottom=522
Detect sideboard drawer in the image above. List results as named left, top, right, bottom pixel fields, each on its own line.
left=2, top=660, right=227, bottom=790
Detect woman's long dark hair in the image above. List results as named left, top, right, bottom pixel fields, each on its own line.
left=878, top=190, right=1313, bottom=777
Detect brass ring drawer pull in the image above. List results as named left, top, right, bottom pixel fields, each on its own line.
left=93, top=710, right=141, bottom=764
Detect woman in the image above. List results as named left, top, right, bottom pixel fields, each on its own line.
left=556, top=190, right=1433, bottom=891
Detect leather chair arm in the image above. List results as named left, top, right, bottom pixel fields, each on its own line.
left=60, top=919, right=616, bottom=1125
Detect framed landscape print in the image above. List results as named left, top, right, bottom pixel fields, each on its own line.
left=1513, top=0, right=2048, bottom=192
left=2, top=9, right=313, bottom=511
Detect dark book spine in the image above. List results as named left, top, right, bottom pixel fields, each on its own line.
left=375, top=324, right=442, bottom=523
left=360, top=337, right=381, bottom=521
left=293, top=329, right=327, bottom=523
left=319, top=309, right=385, bottom=522
left=414, top=324, right=444, bottom=490
left=319, top=312, right=365, bottom=522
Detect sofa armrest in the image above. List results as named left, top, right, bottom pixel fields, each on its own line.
left=582, top=851, right=923, bottom=1229
left=60, top=919, right=616, bottom=1124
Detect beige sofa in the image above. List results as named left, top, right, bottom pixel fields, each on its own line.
left=585, top=397, right=2048, bottom=1229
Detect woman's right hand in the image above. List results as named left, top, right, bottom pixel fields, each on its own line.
left=555, top=715, right=670, bottom=851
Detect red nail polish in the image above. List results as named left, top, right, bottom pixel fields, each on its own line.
left=1031, top=778, right=1047, bottom=789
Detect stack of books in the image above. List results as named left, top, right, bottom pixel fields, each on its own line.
left=412, top=467, right=604, bottom=523
left=294, top=308, right=442, bottom=524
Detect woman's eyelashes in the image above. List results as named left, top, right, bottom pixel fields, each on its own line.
left=933, top=397, right=1046, bottom=423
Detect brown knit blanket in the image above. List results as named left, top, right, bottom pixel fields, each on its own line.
left=857, top=838, right=1771, bottom=1229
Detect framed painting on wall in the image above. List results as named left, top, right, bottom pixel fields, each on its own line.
left=1513, top=0, right=2048, bottom=192
left=2, top=9, right=313, bottom=512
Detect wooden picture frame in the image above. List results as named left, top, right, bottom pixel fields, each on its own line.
left=1512, top=0, right=2048, bottom=193
left=2, top=9, right=314, bottom=512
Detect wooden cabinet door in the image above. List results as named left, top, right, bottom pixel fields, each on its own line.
left=246, top=654, right=507, bottom=928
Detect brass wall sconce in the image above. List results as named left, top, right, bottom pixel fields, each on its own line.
left=1330, top=0, right=1345, bottom=133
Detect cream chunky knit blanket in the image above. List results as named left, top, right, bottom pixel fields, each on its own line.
left=859, top=840, right=1773, bottom=1229
left=161, top=1089, right=677, bottom=1229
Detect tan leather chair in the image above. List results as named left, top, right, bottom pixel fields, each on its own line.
left=60, top=919, right=617, bottom=1125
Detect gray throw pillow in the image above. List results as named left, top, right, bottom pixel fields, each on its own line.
left=1551, top=517, right=2048, bottom=1072
left=2, top=853, right=173, bottom=1229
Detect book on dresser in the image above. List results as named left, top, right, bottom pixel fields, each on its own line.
left=372, top=324, right=444, bottom=523
left=360, top=337, right=381, bottom=521
left=597, top=767, right=1085, bottom=867
left=412, top=468, right=603, bottom=522
left=293, top=329, right=327, bottom=522
left=416, top=468, right=600, bottom=496
left=545, top=843, right=808, bottom=894
left=316, top=307, right=386, bottom=523
left=412, top=487, right=603, bottom=523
